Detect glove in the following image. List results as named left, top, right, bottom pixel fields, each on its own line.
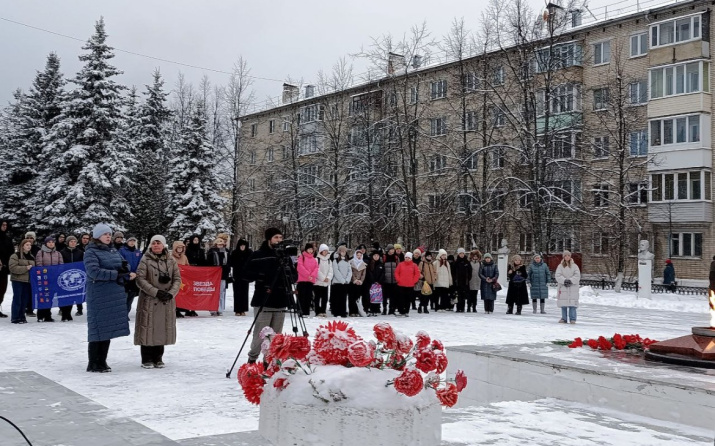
left=563, top=279, right=572, bottom=287
left=117, top=265, right=130, bottom=275
left=156, top=290, right=173, bottom=302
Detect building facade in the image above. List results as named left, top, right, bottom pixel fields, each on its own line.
left=236, top=0, right=713, bottom=281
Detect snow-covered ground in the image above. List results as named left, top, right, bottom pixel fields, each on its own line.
left=0, top=286, right=712, bottom=445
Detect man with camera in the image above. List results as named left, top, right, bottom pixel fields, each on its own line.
left=243, top=227, right=298, bottom=364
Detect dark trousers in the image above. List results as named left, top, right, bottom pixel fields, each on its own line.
left=233, top=279, right=250, bottom=313
left=468, top=290, right=478, bottom=311
left=11, top=281, right=31, bottom=322
left=59, top=305, right=73, bottom=319
left=348, top=283, right=363, bottom=315
left=419, top=288, right=431, bottom=308
left=37, top=308, right=52, bottom=321
left=456, top=286, right=468, bottom=312
left=435, top=287, right=451, bottom=310
left=313, top=286, right=328, bottom=315
left=329, top=283, right=348, bottom=317
left=296, top=282, right=313, bottom=316
left=127, top=288, right=139, bottom=314
left=382, top=283, right=397, bottom=314
left=0, top=272, right=8, bottom=307
left=483, top=299, right=495, bottom=312
left=140, top=345, right=165, bottom=364
left=397, top=286, right=413, bottom=315
left=507, top=303, right=523, bottom=314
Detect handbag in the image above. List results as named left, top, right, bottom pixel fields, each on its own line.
left=492, top=282, right=502, bottom=292
left=369, top=283, right=383, bottom=304
left=421, top=281, right=432, bottom=296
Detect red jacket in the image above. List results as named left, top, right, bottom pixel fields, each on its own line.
left=395, top=260, right=420, bottom=287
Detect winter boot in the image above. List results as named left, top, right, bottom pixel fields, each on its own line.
left=418, top=307, right=422, bottom=314
left=98, top=341, right=111, bottom=372
left=515, top=305, right=522, bottom=315
left=87, top=343, right=101, bottom=372
left=176, top=310, right=185, bottom=318
left=506, top=304, right=513, bottom=315
left=532, top=300, right=538, bottom=314
left=423, top=307, right=429, bottom=314
left=540, top=301, right=546, bottom=314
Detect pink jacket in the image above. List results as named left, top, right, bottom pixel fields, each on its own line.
left=297, top=252, right=319, bottom=283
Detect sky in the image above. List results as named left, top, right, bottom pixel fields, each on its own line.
left=0, top=0, right=666, bottom=109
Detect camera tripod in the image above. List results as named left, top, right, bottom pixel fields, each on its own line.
left=225, top=251, right=309, bottom=378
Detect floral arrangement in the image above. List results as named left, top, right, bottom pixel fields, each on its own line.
left=238, top=321, right=467, bottom=407
left=553, top=333, right=658, bottom=351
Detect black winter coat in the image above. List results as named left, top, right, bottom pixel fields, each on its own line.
left=366, top=260, right=385, bottom=286
left=506, top=264, right=530, bottom=305
left=244, top=241, right=298, bottom=308
left=453, top=257, right=472, bottom=288
left=208, top=248, right=232, bottom=281
left=0, top=226, right=13, bottom=274
left=60, top=247, right=85, bottom=264
left=186, top=239, right=207, bottom=266
left=230, top=239, right=253, bottom=279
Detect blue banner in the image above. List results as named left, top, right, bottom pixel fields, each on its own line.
left=30, top=263, right=87, bottom=309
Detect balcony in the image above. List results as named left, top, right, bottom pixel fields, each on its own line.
left=536, top=112, right=582, bottom=133
left=648, top=201, right=712, bottom=223
left=648, top=147, right=712, bottom=171
left=648, top=93, right=711, bottom=118
left=650, top=40, right=710, bottom=66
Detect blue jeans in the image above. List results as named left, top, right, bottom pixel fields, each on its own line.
left=561, top=306, right=577, bottom=322
left=11, top=281, right=31, bottom=322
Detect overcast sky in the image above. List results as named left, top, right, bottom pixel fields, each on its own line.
left=0, top=0, right=645, bottom=108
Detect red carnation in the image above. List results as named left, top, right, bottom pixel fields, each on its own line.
left=238, top=362, right=267, bottom=405
left=597, top=336, right=612, bottom=350
left=568, top=337, right=583, bottom=348
left=396, top=333, right=414, bottom=354
left=434, top=351, right=448, bottom=374
left=393, top=369, right=424, bottom=397
left=454, top=370, right=467, bottom=392
left=269, top=334, right=292, bottom=362
left=391, top=354, right=407, bottom=371
left=312, top=321, right=361, bottom=365
left=273, top=378, right=289, bottom=390
left=642, top=338, right=657, bottom=347
left=288, top=336, right=311, bottom=360
left=436, top=383, right=459, bottom=407
left=587, top=339, right=598, bottom=349
left=431, top=339, right=444, bottom=351
left=347, top=340, right=375, bottom=367
left=415, top=331, right=431, bottom=350
left=414, top=348, right=437, bottom=373
left=238, top=362, right=264, bottom=386
left=374, top=322, right=397, bottom=349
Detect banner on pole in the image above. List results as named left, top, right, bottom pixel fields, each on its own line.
left=30, top=262, right=87, bottom=309
left=175, top=265, right=222, bottom=311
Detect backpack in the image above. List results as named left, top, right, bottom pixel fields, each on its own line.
left=369, top=283, right=383, bottom=304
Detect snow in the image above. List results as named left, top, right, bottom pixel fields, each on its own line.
left=0, top=284, right=711, bottom=444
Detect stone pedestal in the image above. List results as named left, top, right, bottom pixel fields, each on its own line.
left=645, top=326, right=715, bottom=367
left=637, top=259, right=652, bottom=299
left=259, top=395, right=442, bottom=446
left=497, top=253, right=509, bottom=290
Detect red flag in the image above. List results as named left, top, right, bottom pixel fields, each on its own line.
left=175, top=265, right=222, bottom=311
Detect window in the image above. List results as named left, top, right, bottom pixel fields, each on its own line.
left=593, top=41, right=611, bottom=65
left=519, top=233, right=533, bottom=253
left=248, top=178, right=256, bottom=192
left=593, top=136, right=609, bottom=158
left=630, top=130, right=648, bottom=156
left=428, top=154, right=447, bottom=173
left=249, top=150, right=256, bottom=165
left=488, top=190, right=505, bottom=211
left=629, top=80, right=648, bottom=104
left=300, top=104, right=324, bottom=123
left=269, top=120, right=275, bottom=134
left=463, top=72, right=479, bottom=92
left=299, top=134, right=320, bottom=154
left=630, top=32, right=648, bottom=57
left=299, top=165, right=320, bottom=185
left=266, top=147, right=274, bottom=162
left=430, top=80, right=447, bottom=100
left=427, top=194, right=447, bottom=212
left=250, top=123, right=257, bottom=137
left=464, top=152, right=478, bottom=170
left=491, top=107, right=505, bottom=127
left=650, top=170, right=712, bottom=201
left=409, top=86, right=418, bottom=104
left=536, top=84, right=582, bottom=115
left=491, top=147, right=505, bottom=169
left=549, top=132, right=579, bottom=159
left=670, top=232, right=703, bottom=257
left=349, top=126, right=368, bottom=146
left=649, top=61, right=709, bottom=99
left=281, top=145, right=291, bottom=159
left=627, top=182, right=648, bottom=205
left=593, top=232, right=610, bottom=255
left=593, top=88, right=609, bottom=110
left=430, top=117, right=447, bottom=136
left=649, top=115, right=701, bottom=147
left=386, top=92, right=397, bottom=107
left=282, top=117, right=290, bottom=132
left=651, top=14, right=701, bottom=48
left=489, top=233, right=505, bottom=252
left=534, top=42, right=583, bottom=73
left=593, top=184, right=609, bottom=207
left=457, top=192, right=479, bottom=214
left=464, top=111, right=478, bottom=131
left=518, top=190, right=533, bottom=209
left=492, top=66, right=505, bottom=85
left=548, top=180, right=577, bottom=205
left=549, top=229, right=578, bottom=253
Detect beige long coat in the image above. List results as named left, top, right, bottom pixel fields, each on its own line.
left=134, top=250, right=181, bottom=346
left=555, top=261, right=581, bottom=307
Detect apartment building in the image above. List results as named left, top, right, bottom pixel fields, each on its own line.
left=237, top=0, right=713, bottom=280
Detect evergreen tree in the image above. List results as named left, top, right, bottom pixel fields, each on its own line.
left=128, top=70, right=172, bottom=244
left=1, top=53, right=66, bottom=231
left=168, top=100, right=227, bottom=240
left=38, top=18, right=131, bottom=232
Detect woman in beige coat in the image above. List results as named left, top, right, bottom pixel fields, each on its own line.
left=555, top=250, right=581, bottom=324
left=135, top=235, right=181, bottom=368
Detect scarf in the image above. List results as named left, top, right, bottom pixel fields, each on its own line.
left=351, top=256, right=364, bottom=269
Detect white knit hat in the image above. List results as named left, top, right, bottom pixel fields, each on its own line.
left=150, top=235, right=167, bottom=247
left=404, top=252, right=413, bottom=259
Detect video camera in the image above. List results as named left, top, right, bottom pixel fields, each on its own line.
left=274, top=239, right=298, bottom=258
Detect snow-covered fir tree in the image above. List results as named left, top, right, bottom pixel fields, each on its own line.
left=127, top=70, right=172, bottom=244
left=168, top=100, right=227, bottom=240
left=38, top=18, right=132, bottom=232
left=1, top=53, right=66, bottom=231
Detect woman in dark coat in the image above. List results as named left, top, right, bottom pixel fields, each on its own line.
left=365, top=251, right=385, bottom=316
left=452, top=248, right=472, bottom=313
left=505, top=254, right=529, bottom=315
left=186, top=234, right=206, bottom=266
left=479, top=253, right=499, bottom=314
left=135, top=235, right=181, bottom=368
left=84, top=224, right=133, bottom=373
left=230, top=239, right=253, bottom=316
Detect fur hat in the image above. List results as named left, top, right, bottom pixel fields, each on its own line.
left=24, top=231, right=36, bottom=240
left=394, top=243, right=403, bottom=250
left=66, top=235, right=77, bottom=244
left=112, top=231, right=124, bottom=240
left=92, top=224, right=112, bottom=239
left=264, top=227, right=282, bottom=241
left=413, top=248, right=422, bottom=256
left=438, top=249, right=448, bottom=258
left=150, top=235, right=167, bottom=247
